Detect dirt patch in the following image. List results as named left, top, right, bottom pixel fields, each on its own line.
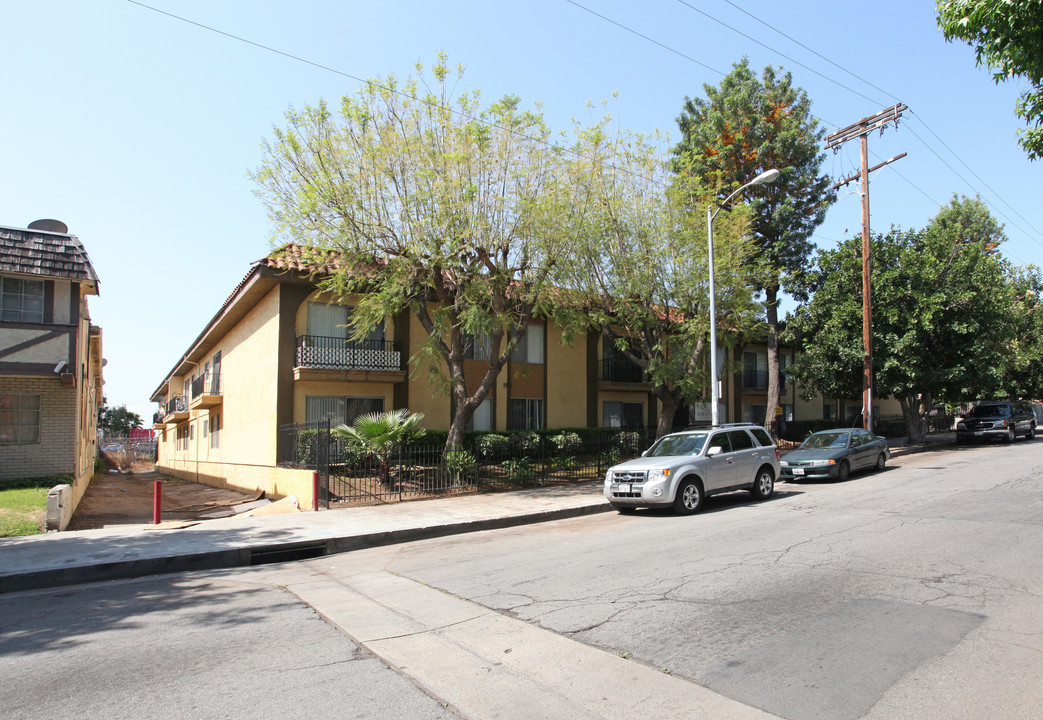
left=67, top=471, right=261, bottom=530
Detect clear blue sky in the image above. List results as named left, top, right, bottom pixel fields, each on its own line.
left=2, top=0, right=1038, bottom=423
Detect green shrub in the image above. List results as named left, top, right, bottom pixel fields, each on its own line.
left=555, top=455, right=578, bottom=470
left=444, top=449, right=477, bottom=485
left=511, top=432, right=540, bottom=455
left=601, top=447, right=622, bottom=468
left=502, top=457, right=534, bottom=482
left=550, top=431, right=581, bottom=455
left=476, top=433, right=510, bottom=459
left=617, top=431, right=642, bottom=456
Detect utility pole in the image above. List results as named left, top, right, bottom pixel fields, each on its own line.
left=825, top=103, right=907, bottom=432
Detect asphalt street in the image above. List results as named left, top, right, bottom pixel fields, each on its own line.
left=260, top=438, right=1043, bottom=720
left=0, top=574, right=460, bottom=720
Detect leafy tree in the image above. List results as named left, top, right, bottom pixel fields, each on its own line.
left=931, top=193, right=1006, bottom=252
left=97, top=399, right=142, bottom=437
left=673, top=59, right=833, bottom=434
left=563, top=116, right=758, bottom=437
left=332, top=409, right=426, bottom=485
left=252, top=55, right=575, bottom=451
left=788, top=199, right=1012, bottom=443
left=938, top=0, right=1043, bottom=159
left=997, top=264, right=1043, bottom=399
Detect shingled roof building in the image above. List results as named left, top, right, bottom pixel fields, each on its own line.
left=0, top=220, right=103, bottom=518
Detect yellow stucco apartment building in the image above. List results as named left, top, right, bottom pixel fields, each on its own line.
left=151, top=245, right=894, bottom=502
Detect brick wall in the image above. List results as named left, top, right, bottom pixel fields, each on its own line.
left=0, top=376, right=77, bottom=480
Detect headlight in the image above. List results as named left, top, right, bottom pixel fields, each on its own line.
left=605, top=471, right=612, bottom=483
left=810, top=459, right=836, bottom=466
left=957, top=422, right=966, bottom=430
left=779, top=460, right=789, bottom=466
left=647, top=468, right=671, bottom=482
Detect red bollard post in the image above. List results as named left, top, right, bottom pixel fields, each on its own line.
left=312, top=471, right=319, bottom=512
left=153, top=480, right=162, bottom=524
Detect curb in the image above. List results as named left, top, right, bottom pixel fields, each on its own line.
left=0, top=501, right=612, bottom=594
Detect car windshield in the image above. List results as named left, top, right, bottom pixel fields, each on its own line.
left=646, top=433, right=707, bottom=457
left=802, top=432, right=849, bottom=449
left=968, top=404, right=1011, bottom=417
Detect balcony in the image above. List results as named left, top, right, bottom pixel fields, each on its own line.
left=742, top=370, right=788, bottom=392
left=190, top=372, right=222, bottom=409
left=162, top=395, right=189, bottom=423
left=294, top=335, right=405, bottom=382
left=599, top=357, right=647, bottom=385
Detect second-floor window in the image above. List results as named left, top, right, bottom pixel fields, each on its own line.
left=510, top=325, right=544, bottom=365
left=307, top=302, right=384, bottom=343
left=1, top=277, right=44, bottom=323
left=743, top=352, right=768, bottom=389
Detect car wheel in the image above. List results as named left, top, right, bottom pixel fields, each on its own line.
left=1028, top=425, right=1036, bottom=440
left=1005, top=426, right=1016, bottom=443
left=673, top=479, right=703, bottom=515
left=611, top=503, right=636, bottom=514
left=836, top=460, right=850, bottom=482
left=749, top=467, right=775, bottom=499
left=875, top=453, right=886, bottom=471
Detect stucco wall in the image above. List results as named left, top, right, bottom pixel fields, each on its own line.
left=546, top=325, right=586, bottom=428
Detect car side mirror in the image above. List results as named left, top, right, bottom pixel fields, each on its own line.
left=641, top=449, right=648, bottom=457
left=707, top=446, right=723, bottom=457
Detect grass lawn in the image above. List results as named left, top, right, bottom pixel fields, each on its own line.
left=0, top=478, right=65, bottom=537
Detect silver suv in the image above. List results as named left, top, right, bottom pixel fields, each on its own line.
left=603, top=424, right=780, bottom=514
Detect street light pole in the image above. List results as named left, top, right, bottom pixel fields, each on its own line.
left=706, top=168, right=780, bottom=426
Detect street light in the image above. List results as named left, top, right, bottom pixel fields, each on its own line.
left=706, top=168, right=780, bottom=426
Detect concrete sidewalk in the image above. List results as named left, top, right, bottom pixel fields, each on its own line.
left=0, top=433, right=955, bottom=595
left=0, top=481, right=611, bottom=594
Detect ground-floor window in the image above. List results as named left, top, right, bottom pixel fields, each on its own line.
left=306, top=396, right=385, bottom=426
left=176, top=425, right=188, bottom=452
left=824, top=400, right=839, bottom=420
left=0, top=393, right=41, bottom=444
left=509, top=398, right=543, bottom=430
left=743, top=403, right=767, bottom=426
left=602, top=400, right=643, bottom=429
left=210, top=414, right=220, bottom=449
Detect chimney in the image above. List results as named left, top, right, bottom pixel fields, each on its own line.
left=28, top=219, right=69, bottom=234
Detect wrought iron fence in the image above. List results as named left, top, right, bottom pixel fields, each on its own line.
left=600, top=358, right=646, bottom=383
left=278, top=423, right=658, bottom=508
left=295, top=335, right=403, bottom=372
left=190, top=372, right=221, bottom=399
left=164, top=395, right=188, bottom=416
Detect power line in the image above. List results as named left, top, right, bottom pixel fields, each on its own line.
left=126, top=0, right=669, bottom=193
left=717, top=0, right=901, bottom=106
left=674, top=0, right=887, bottom=108
left=563, top=0, right=724, bottom=76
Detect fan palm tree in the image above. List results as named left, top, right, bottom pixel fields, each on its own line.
left=332, top=409, right=426, bottom=484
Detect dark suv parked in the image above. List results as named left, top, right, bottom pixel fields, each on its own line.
left=956, top=401, right=1036, bottom=444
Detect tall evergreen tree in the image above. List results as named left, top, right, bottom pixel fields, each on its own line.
left=673, top=59, right=833, bottom=433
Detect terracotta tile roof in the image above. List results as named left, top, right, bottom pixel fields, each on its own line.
left=263, top=243, right=345, bottom=275
left=0, top=224, right=100, bottom=288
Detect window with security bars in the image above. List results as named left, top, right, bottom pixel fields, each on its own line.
left=305, top=396, right=385, bottom=426
left=1, top=277, right=44, bottom=323
left=0, top=394, right=41, bottom=443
